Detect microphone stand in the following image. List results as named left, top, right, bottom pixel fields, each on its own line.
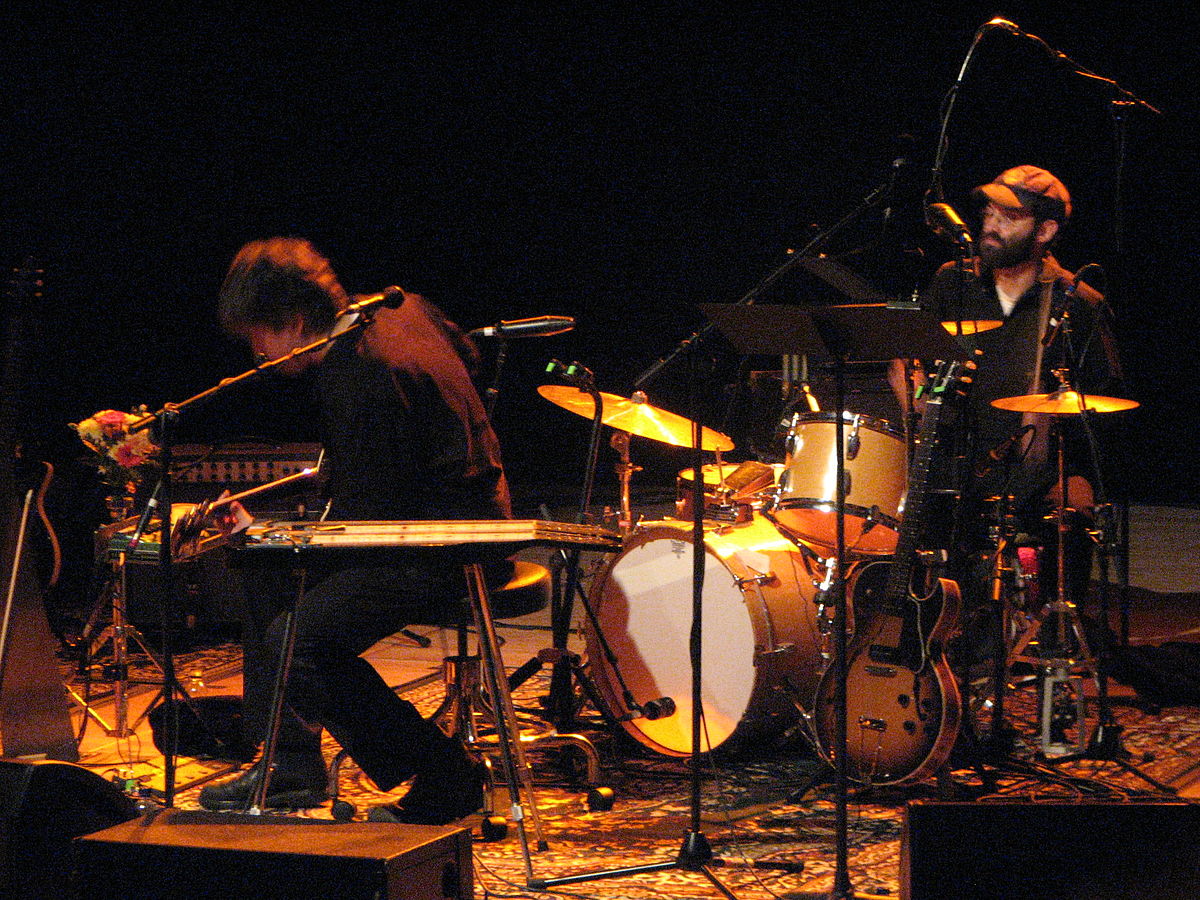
left=531, top=341, right=740, bottom=900
left=540, top=360, right=611, bottom=728
left=638, top=172, right=898, bottom=389
left=532, top=163, right=903, bottom=894
left=124, top=290, right=401, bottom=807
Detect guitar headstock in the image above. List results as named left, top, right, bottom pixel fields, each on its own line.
left=920, top=356, right=976, bottom=405
left=6, top=258, right=45, bottom=310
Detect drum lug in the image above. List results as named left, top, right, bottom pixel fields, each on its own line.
left=757, top=642, right=795, bottom=660
left=847, top=414, right=862, bottom=460
left=735, top=569, right=775, bottom=588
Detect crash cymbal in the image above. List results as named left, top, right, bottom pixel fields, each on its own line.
left=942, top=319, right=1003, bottom=336
left=538, top=385, right=735, bottom=451
left=991, top=391, right=1140, bottom=415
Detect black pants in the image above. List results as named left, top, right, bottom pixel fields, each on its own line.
left=239, top=563, right=469, bottom=791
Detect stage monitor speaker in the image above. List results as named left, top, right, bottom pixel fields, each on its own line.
left=74, top=808, right=473, bottom=900
left=903, top=798, right=1200, bottom=900
left=0, top=758, right=139, bottom=900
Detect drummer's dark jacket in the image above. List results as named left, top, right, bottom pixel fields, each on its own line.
left=312, top=292, right=512, bottom=524
left=920, top=254, right=1125, bottom=511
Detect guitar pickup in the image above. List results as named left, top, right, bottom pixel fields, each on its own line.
left=864, top=664, right=897, bottom=678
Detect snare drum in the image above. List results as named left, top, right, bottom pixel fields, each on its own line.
left=675, top=460, right=776, bottom=523
left=585, top=515, right=833, bottom=756
left=771, top=411, right=906, bottom=555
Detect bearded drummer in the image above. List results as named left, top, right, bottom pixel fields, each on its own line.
left=906, top=166, right=1126, bottom=656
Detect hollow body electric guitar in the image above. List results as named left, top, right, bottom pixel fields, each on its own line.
left=813, top=359, right=968, bottom=784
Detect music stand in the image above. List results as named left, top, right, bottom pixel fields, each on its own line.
left=703, top=302, right=965, bottom=899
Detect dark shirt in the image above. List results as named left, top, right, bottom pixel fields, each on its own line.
left=313, top=293, right=511, bottom=522
left=921, top=255, right=1123, bottom=508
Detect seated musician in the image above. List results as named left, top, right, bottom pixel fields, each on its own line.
left=905, top=166, right=1124, bottom=658
left=199, top=237, right=511, bottom=824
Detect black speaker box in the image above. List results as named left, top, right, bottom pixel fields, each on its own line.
left=0, top=758, right=139, bottom=900
left=903, top=798, right=1200, bottom=900
left=73, top=809, right=473, bottom=900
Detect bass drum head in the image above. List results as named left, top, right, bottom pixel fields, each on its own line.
left=586, top=518, right=821, bottom=756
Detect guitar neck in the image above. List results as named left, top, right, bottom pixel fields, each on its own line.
left=884, top=365, right=961, bottom=599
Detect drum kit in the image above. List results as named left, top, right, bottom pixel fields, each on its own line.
left=540, top=362, right=1140, bottom=773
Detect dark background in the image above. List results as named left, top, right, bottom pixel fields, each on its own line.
left=4, top=3, right=1197, bottom=522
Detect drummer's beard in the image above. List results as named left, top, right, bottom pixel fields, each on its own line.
left=978, top=227, right=1038, bottom=271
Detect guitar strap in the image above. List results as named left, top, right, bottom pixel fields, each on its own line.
left=1018, top=275, right=1060, bottom=481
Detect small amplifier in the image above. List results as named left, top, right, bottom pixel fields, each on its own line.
left=74, top=809, right=473, bottom=900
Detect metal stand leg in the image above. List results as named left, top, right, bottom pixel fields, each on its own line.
left=1007, top=423, right=1095, bottom=757
left=463, top=562, right=547, bottom=882
left=246, top=571, right=304, bottom=815
left=76, top=553, right=192, bottom=741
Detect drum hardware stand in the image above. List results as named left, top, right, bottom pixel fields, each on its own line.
left=1061, top=378, right=1170, bottom=790
left=527, top=360, right=620, bottom=733
left=1005, top=411, right=1097, bottom=758
left=610, top=429, right=641, bottom=537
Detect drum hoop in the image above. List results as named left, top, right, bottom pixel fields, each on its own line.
left=788, top=410, right=903, bottom=440
left=590, top=517, right=819, bottom=756
left=771, top=498, right=901, bottom=533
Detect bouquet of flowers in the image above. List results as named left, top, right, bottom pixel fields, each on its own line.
left=71, top=407, right=158, bottom=501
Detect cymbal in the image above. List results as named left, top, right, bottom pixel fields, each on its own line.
left=991, top=391, right=1140, bottom=415
left=538, top=385, right=735, bottom=451
left=942, top=319, right=1003, bottom=335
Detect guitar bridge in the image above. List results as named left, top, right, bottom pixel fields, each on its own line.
left=858, top=717, right=887, bottom=732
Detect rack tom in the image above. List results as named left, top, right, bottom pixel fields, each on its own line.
left=771, top=411, right=906, bottom=555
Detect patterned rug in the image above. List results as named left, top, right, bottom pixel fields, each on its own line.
left=119, top=657, right=1200, bottom=900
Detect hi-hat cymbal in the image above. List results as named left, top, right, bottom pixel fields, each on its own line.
left=538, top=385, right=735, bottom=451
left=991, top=391, right=1140, bottom=415
left=942, top=319, right=1003, bottom=336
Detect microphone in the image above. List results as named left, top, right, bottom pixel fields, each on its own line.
left=640, top=696, right=676, bottom=721
left=616, top=696, right=677, bottom=722
left=125, top=482, right=162, bottom=550
left=347, top=286, right=406, bottom=314
left=925, top=202, right=975, bottom=248
left=975, top=424, right=1036, bottom=477
left=1041, top=273, right=1082, bottom=348
left=881, top=144, right=912, bottom=230
left=470, top=315, right=575, bottom=339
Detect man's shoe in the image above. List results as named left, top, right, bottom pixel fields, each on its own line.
left=198, top=754, right=327, bottom=811
left=367, top=759, right=485, bottom=826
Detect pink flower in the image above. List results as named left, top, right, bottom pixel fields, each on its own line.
left=94, top=409, right=129, bottom=427
left=111, top=441, right=149, bottom=468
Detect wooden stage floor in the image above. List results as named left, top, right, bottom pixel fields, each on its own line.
left=55, top=504, right=1200, bottom=898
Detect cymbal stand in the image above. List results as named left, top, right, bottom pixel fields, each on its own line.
left=609, top=429, right=640, bottom=537
left=1006, top=412, right=1094, bottom=757
left=536, top=361, right=610, bottom=729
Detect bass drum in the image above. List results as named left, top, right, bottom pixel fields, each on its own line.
left=585, top=515, right=831, bottom=757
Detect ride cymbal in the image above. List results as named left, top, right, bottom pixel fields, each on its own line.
left=991, top=391, right=1140, bottom=415
left=538, top=385, right=735, bottom=451
left=942, top=319, right=1003, bottom=336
